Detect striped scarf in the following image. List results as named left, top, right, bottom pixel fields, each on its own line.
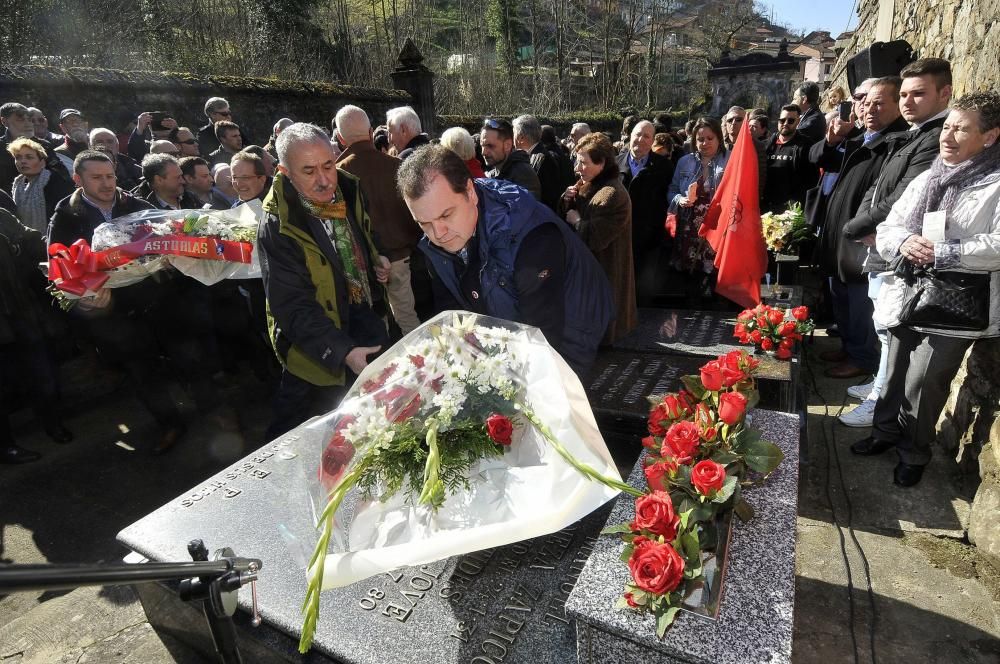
left=12, top=168, right=51, bottom=233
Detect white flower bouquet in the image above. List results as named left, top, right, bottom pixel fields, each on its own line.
left=292, top=311, right=636, bottom=652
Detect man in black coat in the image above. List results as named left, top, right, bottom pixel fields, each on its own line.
left=513, top=114, right=563, bottom=212
left=762, top=104, right=819, bottom=213
left=386, top=106, right=430, bottom=161
left=810, top=77, right=909, bottom=379
left=49, top=150, right=217, bottom=454
left=616, top=120, right=673, bottom=305
left=198, top=97, right=251, bottom=158
left=480, top=117, right=542, bottom=200
left=839, top=59, right=952, bottom=432
left=795, top=81, right=827, bottom=144
left=842, top=59, right=952, bottom=255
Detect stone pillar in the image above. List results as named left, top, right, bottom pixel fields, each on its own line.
left=390, top=38, right=436, bottom=137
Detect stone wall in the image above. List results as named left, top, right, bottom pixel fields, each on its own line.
left=834, top=1, right=1000, bottom=562
left=831, top=0, right=1000, bottom=96
left=0, top=65, right=413, bottom=145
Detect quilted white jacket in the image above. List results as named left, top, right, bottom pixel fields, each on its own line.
left=874, top=168, right=1000, bottom=338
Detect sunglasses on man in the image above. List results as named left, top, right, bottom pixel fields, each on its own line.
left=483, top=117, right=512, bottom=131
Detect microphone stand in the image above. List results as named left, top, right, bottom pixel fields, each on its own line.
left=0, top=539, right=262, bottom=664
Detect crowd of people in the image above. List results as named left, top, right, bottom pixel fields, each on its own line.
left=1, top=56, right=998, bottom=487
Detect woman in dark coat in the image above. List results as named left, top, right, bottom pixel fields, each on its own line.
left=561, top=132, right=636, bottom=344
left=7, top=137, right=73, bottom=233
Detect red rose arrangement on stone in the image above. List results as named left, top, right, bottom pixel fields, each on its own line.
left=733, top=304, right=814, bottom=360
left=605, top=348, right=784, bottom=637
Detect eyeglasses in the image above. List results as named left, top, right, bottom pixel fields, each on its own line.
left=725, top=117, right=744, bottom=124
left=778, top=118, right=798, bottom=124
left=852, top=93, right=867, bottom=101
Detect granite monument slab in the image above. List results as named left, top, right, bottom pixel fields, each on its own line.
left=584, top=349, right=796, bottom=432
left=566, top=409, right=799, bottom=664
left=117, top=431, right=615, bottom=664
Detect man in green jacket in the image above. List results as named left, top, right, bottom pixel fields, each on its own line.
left=258, top=123, right=392, bottom=440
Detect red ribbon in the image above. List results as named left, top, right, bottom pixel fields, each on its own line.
left=48, top=239, right=110, bottom=296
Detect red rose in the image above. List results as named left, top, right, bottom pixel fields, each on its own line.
left=486, top=413, right=514, bottom=445
left=644, top=459, right=678, bottom=491
left=718, top=391, right=748, bottom=425
left=624, top=592, right=640, bottom=608
left=791, top=306, right=809, bottom=321
left=641, top=435, right=658, bottom=449
left=734, top=322, right=747, bottom=337
left=760, top=337, right=774, bottom=351
left=767, top=308, right=785, bottom=325
left=690, top=459, right=726, bottom=496
left=362, top=365, right=396, bottom=394
left=779, top=337, right=794, bottom=350
left=647, top=402, right=670, bottom=436
left=628, top=539, right=685, bottom=595
left=700, top=360, right=724, bottom=391
left=738, top=308, right=754, bottom=321
left=662, top=393, right=691, bottom=420
left=319, top=432, right=355, bottom=490
left=630, top=490, right=679, bottom=539
left=662, top=421, right=701, bottom=464
left=778, top=321, right=797, bottom=336
left=776, top=346, right=792, bottom=360
left=718, top=350, right=747, bottom=387
left=744, top=354, right=761, bottom=371
left=750, top=329, right=762, bottom=343
left=389, top=393, right=422, bottom=423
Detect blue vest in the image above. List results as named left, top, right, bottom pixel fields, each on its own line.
left=420, top=179, right=613, bottom=375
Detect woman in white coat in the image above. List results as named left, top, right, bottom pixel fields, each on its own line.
left=851, top=91, right=1000, bottom=487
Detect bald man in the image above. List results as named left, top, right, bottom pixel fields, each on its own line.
left=615, top=120, right=674, bottom=305
left=335, top=105, right=422, bottom=333
left=89, top=127, right=141, bottom=189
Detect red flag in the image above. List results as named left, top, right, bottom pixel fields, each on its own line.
left=698, top=123, right=767, bottom=308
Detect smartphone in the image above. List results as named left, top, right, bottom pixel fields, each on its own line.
left=838, top=101, right=853, bottom=122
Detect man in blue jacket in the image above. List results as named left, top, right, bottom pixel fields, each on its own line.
left=397, top=144, right=613, bottom=376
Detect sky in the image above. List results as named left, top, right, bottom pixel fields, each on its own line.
left=758, top=0, right=859, bottom=37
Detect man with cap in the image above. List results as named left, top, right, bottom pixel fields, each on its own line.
left=54, top=109, right=91, bottom=174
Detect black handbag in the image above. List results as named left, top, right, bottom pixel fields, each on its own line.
left=896, top=262, right=991, bottom=331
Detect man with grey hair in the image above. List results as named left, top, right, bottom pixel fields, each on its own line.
left=265, top=117, right=294, bottom=159
left=335, top=105, right=423, bottom=333
left=258, top=122, right=393, bottom=438
left=90, top=127, right=141, bottom=190
left=386, top=106, right=428, bottom=159
left=570, top=122, right=591, bottom=145
left=513, top=114, right=562, bottom=211
left=794, top=80, right=827, bottom=143
left=198, top=96, right=250, bottom=157
left=28, top=107, right=60, bottom=144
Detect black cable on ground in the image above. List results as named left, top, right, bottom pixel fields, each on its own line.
left=802, top=347, right=879, bottom=664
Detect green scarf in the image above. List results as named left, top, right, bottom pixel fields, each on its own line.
left=301, top=190, right=373, bottom=306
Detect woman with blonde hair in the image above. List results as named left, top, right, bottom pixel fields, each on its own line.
left=6, top=137, right=73, bottom=233
left=440, top=127, right=485, bottom=178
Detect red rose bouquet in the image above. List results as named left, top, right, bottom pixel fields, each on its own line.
left=733, top=304, right=814, bottom=359
left=605, top=349, right=784, bottom=636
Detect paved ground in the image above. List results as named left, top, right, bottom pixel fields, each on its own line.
left=1, top=333, right=998, bottom=663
